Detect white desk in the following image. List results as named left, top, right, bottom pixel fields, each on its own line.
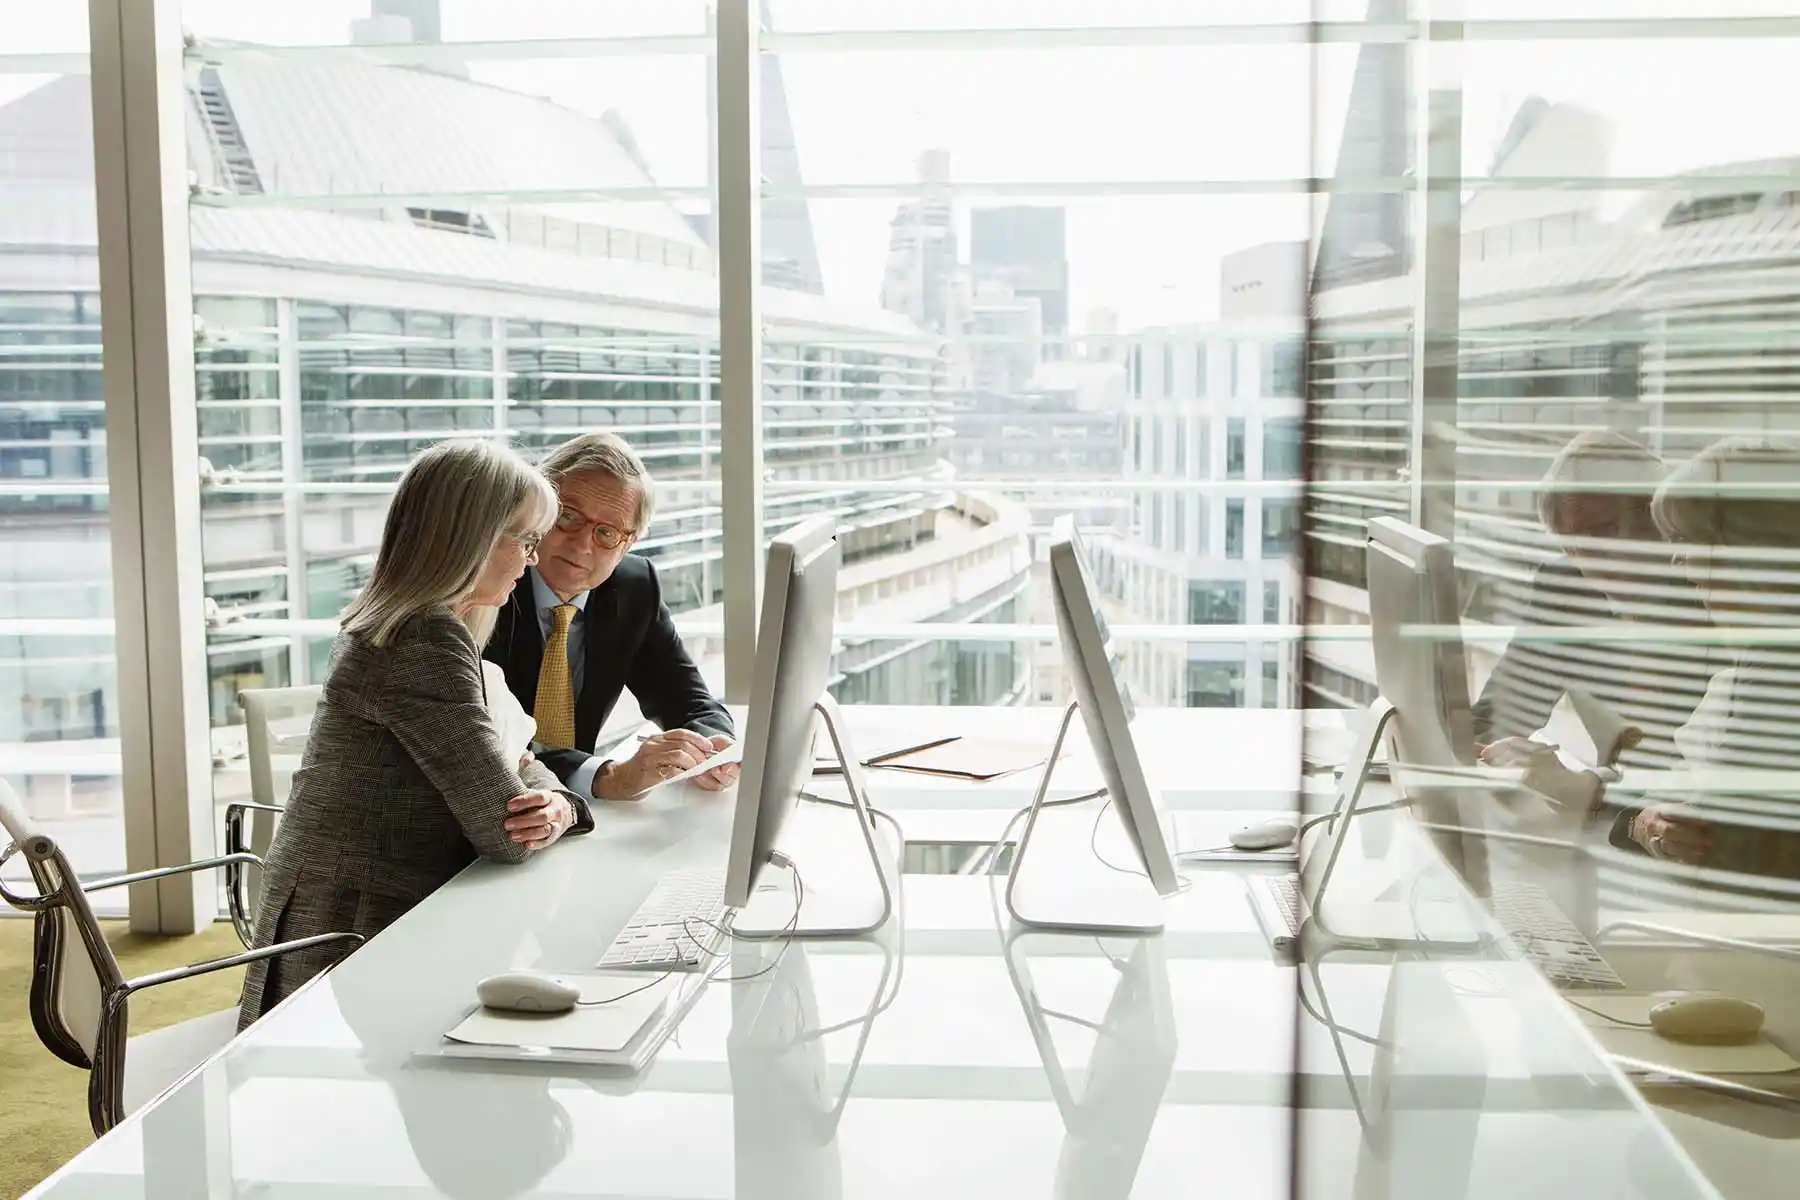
left=27, top=707, right=1718, bottom=1200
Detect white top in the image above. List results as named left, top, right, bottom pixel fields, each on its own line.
left=26, top=708, right=1720, bottom=1200
left=481, top=659, right=537, bottom=768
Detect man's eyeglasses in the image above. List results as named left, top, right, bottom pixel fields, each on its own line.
left=553, top=509, right=637, bottom=550
left=502, top=530, right=543, bottom=556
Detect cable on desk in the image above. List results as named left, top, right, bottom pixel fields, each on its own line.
left=671, top=861, right=808, bottom=986
left=1563, top=996, right=1653, bottom=1029
left=577, top=972, right=675, bottom=1007
left=1088, top=796, right=1193, bottom=895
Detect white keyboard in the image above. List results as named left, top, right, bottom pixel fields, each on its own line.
left=598, top=867, right=731, bottom=971
left=1259, top=875, right=1623, bottom=990
left=1487, top=882, right=1624, bottom=990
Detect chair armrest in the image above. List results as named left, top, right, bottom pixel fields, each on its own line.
left=121, top=931, right=365, bottom=996
left=224, top=802, right=283, bottom=854
left=222, top=804, right=286, bottom=949
left=82, top=853, right=262, bottom=894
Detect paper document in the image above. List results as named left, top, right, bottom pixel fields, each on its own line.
left=652, top=739, right=742, bottom=788
left=875, top=737, right=1062, bottom=781
left=444, top=972, right=682, bottom=1056
left=813, top=733, right=962, bottom=774
left=1571, top=994, right=1800, bottom=1076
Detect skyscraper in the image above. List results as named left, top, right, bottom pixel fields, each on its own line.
left=372, top=0, right=441, bottom=43
left=970, top=206, right=1070, bottom=353
left=879, top=149, right=965, bottom=337
left=1309, top=0, right=1410, bottom=292
left=757, top=0, right=824, bottom=295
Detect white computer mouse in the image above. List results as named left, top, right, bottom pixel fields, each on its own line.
left=1228, top=819, right=1299, bottom=852
left=476, top=970, right=580, bottom=1014
left=1647, top=992, right=1765, bottom=1043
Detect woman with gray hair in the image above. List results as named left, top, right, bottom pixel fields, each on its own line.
left=238, top=439, right=589, bottom=1028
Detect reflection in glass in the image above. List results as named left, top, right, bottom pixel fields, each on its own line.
left=1003, top=930, right=1177, bottom=1200
left=727, top=933, right=899, bottom=1200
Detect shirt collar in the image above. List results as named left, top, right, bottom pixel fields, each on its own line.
left=531, top=567, right=588, bottom=615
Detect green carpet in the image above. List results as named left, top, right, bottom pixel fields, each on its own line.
left=0, top=918, right=247, bottom=1200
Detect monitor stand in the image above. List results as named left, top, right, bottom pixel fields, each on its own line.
left=734, top=694, right=902, bottom=940
left=1006, top=701, right=1165, bottom=935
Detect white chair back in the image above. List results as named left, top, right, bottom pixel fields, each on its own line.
left=239, top=685, right=322, bottom=810
left=237, top=685, right=321, bottom=917
left=0, top=777, right=120, bottom=1069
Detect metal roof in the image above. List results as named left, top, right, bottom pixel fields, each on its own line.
left=212, top=59, right=707, bottom=249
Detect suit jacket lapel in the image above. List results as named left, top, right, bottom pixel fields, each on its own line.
left=503, top=568, right=546, bottom=714
left=575, top=577, right=620, bottom=749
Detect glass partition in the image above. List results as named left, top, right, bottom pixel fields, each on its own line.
left=0, top=5, right=127, bottom=906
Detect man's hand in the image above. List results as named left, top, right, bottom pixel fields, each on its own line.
left=596, top=731, right=709, bottom=800
left=504, top=789, right=575, bottom=851
left=1478, top=738, right=1600, bottom=811
left=1632, top=805, right=1713, bottom=865
left=691, top=733, right=739, bottom=792
left=1477, top=736, right=1545, bottom=768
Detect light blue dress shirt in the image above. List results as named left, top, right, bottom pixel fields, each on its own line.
left=529, top=568, right=603, bottom=802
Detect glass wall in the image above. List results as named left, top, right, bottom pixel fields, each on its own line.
left=0, top=7, right=128, bottom=903
left=1296, top=7, right=1800, bottom=1198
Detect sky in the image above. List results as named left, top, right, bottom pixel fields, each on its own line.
left=6, top=1, right=1800, bottom=328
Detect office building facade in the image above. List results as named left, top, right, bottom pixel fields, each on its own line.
left=0, top=51, right=1032, bottom=849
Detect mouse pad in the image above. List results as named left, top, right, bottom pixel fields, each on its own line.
left=1571, top=994, right=1800, bottom=1076
left=445, top=972, right=682, bottom=1054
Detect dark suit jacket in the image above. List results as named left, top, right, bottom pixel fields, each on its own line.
left=484, top=555, right=733, bottom=787
left=1470, top=557, right=1713, bottom=763
left=238, top=610, right=588, bottom=1029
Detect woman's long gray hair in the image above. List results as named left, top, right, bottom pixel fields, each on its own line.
left=341, top=439, right=556, bottom=647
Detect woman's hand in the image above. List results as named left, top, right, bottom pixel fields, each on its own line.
left=504, top=789, right=575, bottom=851
left=1632, top=805, right=1713, bottom=865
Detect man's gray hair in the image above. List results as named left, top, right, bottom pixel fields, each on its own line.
left=341, top=439, right=556, bottom=647
left=1653, top=437, right=1800, bottom=552
left=539, top=432, right=656, bottom=531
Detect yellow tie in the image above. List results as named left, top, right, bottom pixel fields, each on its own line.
left=534, top=604, right=578, bottom=750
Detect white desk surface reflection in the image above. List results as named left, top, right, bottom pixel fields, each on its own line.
left=28, top=707, right=1714, bottom=1200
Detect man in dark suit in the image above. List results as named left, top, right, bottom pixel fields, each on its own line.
left=486, top=433, right=735, bottom=801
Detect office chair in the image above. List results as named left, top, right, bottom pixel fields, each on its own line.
left=227, top=685, right=320, bottom=937
left=0, top=778, right=362, bottom=1135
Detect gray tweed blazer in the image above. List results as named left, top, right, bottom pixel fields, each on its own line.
left=237, top=609, right=588, bottom=1029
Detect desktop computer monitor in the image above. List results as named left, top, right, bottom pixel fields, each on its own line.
left=725, top=515, right=841, bottom=911
left=1047, top=515, right=1181, bottom=898
left=1364, top=516, right=1491, bottom=895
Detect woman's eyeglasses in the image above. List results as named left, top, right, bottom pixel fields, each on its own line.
left=552, top=509, right=636, bottom=550
left=502, top=530, right=543, bottom=556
